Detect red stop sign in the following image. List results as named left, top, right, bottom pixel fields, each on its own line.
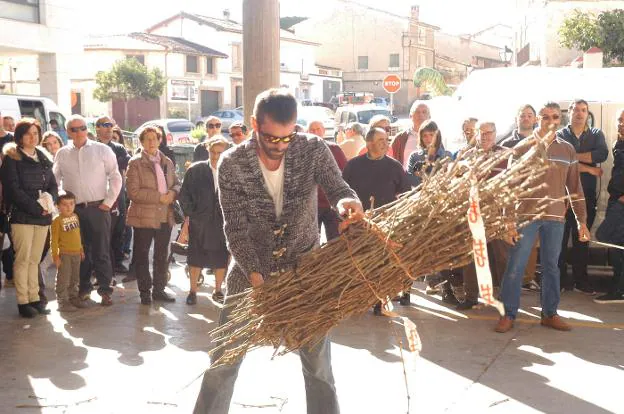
left=383, top=74, right=401, bottom=94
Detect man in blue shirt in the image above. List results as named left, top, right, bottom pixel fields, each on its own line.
left=556, top=99, right=608, bottom=294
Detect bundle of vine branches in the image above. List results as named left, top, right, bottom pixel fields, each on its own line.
left=210, top=138, right=551, bottom=366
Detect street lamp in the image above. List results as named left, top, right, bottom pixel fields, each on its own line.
left=499, top=46, right=513, bottom=64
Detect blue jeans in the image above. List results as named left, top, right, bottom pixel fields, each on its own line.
left=194, top=297, right=340, bottom=414
left=501, top=220, right=565, bottom=319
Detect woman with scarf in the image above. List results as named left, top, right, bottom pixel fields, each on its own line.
left=126, top=126, right=180, bottom=305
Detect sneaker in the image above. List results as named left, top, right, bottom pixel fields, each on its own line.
left=456, top=299, right=479, bottom=311
left=399, top=291, right=411, bottom=306
left=373, top=302, right=383, bottom=316
left=574, top=285, right=596, bottom=296
left=152, top=290, right=175, bottom=302
left=58, top=302, right=78, bottom=313
left=186, top=292, right=197, bottom=305
left=594, top=292, right=624, bottom=304
left=211, top=291, right=225, bottom=304
left=522, top=280, right=541, bottom=292
left=100, top=293, right=113, bottom=306
left=541, top=314, right=571, bottom=331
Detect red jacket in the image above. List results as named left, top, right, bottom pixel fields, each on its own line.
left=318, top=142, right=347, bottom=210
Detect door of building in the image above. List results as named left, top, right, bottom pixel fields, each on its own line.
left=235, top=86, right=243, bottom=108
left=323, top=80, right=341, bottom=102
left=201, top=90, right=220, bottom=116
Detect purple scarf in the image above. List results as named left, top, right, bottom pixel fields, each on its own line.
left=147, top=152, right=167, bottom=194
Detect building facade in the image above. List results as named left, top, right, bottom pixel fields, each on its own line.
left=293, top=3, right=506, bottom=113
left=0, top=0, right=84, bottom=114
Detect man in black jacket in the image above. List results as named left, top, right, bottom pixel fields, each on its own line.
left=556, top=99, right=609, bottom=294
left=96, top=116, right=130, bottom=274
left=595, top=109, right=624, bottom=304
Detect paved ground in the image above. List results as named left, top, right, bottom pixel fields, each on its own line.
left=0, top=260, right=622, bottom=414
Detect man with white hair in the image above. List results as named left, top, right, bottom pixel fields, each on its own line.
left=390, top=102, right=430, bottom=167
left=339, top=122, right=365, bottom=160
left=53, top=114, right=123, bottom=306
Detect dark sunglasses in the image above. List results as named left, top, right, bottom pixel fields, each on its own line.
left=259, top=130, right=297, bottom=144
left=69, top=125, right=88, bottom=133
left=96, top=122, right=114, bottom=128
left=208, top=123, right=222, bottom=129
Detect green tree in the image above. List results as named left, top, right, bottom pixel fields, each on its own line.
left=597, top=9, right=624, bottom=64
left=559, top=9, right=624, bottom=65
left=558, top=10, right=599, bottom=52
left=93, top=58, right=165, bottom=128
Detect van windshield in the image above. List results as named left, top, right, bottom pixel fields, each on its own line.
left=357, top=109, right=391, bottom=124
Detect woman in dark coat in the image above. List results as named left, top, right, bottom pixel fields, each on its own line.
left=179, top=136, right=230, bottom=305
left=1, top=118, right=58, bottom=317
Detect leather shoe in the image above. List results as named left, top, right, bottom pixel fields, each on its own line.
left=541, top=315, right=571, bottom=331
left=494, top=316, right=514, bottom=333
left=152, top=290, right=175, bottom=302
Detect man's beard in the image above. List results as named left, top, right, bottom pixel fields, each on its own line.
left=258, top=138, right=286, bottom=161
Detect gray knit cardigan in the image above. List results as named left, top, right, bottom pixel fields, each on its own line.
left=217, top=133, right=358, bottom=295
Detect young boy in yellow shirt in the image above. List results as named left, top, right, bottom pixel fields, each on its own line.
left=51, top=191, right=85, bottom=312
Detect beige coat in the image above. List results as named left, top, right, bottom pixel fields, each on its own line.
left=126, top=150, right=180, bottom=229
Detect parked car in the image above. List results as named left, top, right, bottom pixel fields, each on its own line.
left=207, top=109, right=244, bottom=132
left=296, top=106, right=336, bottom=139
left=133, top=119, right=195, bottom=146
left=371, top=97, right=389, bottom=107
left=334, top=104, right=399, bottom=136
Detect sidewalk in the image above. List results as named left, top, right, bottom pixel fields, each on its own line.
left=0, top=262, right=622, bottom=413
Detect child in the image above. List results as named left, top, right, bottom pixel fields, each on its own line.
left=50, top=191, right=85, bottom=312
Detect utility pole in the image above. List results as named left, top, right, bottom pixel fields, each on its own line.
left=242, top=0, right=280, bottom=127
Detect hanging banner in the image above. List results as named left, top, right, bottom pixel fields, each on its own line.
left=467, top=179, right=505, bottom=316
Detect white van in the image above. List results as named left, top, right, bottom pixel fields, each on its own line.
left=0, top=94, right=68, bottom=140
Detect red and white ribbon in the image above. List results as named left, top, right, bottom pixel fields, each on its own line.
left=467, top=179, right=505, bottom=316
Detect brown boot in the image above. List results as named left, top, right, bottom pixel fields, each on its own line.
left=541, top=315, right=571, bottom=331
left=494, top=316, right=514, bottom=333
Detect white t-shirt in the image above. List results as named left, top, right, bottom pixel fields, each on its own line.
left=402, top=129, right=419, bottom=169
left=259, top=158, right=285, bottom=219
left=210, top=165, right=218, bottom=191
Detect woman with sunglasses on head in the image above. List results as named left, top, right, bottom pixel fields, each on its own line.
left=193, top=115, right=222, bottom=162
left=1, top=118, right=58, bottom=317
left=406, top=120, right=459, bottom=304
left=41, top=131, right=64, bottom=158
left=179, top=136, right=231, bottom=305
